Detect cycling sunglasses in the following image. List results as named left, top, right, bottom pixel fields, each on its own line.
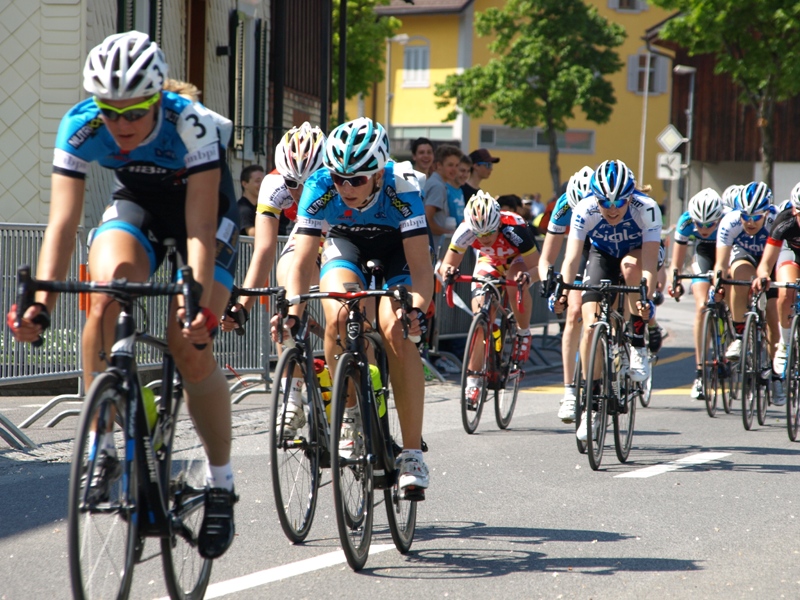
left=331, top=172, right=371, bottom=187
left=693, top=219, right=719, bottom=229
left=597, top=196, right=629, bottom=210
left=476, top=229, right=497, bottom=238
left=283, top=177, right=301, bottom=190
left=94, top=93, right=160, bottom=122
left=475, top=162, right=493, bottom=169
left=741, top=211, right=766, bottom=222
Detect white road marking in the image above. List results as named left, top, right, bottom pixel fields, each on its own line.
left=615, top=452, right=731, bottom=479
left=154, top=544, right=394, bottom=600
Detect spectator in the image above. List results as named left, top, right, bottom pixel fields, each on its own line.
left=424, top=144, right=465, bottom=256
left=522, top=193, right=545, bottom=218
left=497, top=193, right=522, bottom=214
left=455, top=154, right=472, bottom=190
left=411, top=137, right=435, bottom=177
left=238, top=164, right=265, bottom=236
left=462, top=148, right=500, bottom=200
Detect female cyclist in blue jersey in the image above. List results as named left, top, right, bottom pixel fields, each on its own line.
left=282, top=117, right=434, bottom=495
left=6, top=31, right=239, bottom=558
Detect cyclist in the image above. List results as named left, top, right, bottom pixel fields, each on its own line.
left=538, top=166, right=593, bottom=422
left=721, top=184, right=744, bottom=210
left=552, top=160, right=661, bottom=441
left=282, top=117, right=434, bottom=495
left=6, top=32, right=239, bottom=559
left=439, top=191, right=541, bottom=407
left=221, top=123, right=326, bottom=434
left=667, top=188, right=727, bottom=400
left=752, top=181, right=800, bottom=406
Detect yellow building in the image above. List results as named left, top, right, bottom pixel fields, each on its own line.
left=351, top=0, right=673, bottom=201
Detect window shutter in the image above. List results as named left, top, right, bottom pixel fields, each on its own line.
left=253, top=19, right=268, bottom=155
left=608, top=0, right=620, bottom=9
left=627, top=55, right=639, bottom=92
left=653, top=55, right=667, bottom=94
left=149, top=0, right=163, bottom=45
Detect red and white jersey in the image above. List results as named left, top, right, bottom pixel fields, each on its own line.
left=255, top=169, right=295, bottom=221
left=449, top=211, right=538, bottom=266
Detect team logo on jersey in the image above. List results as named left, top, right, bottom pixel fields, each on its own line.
left=593, top=228, right=642, bottom=244
left=385, top=185, right=412, bottom=218
left=164, top=109, right=179, bottom=125
left=68, top=118, right=104, bottom=149
left=155, top=147, right=177, bottom=160
left=502, top=225, right=523, bottom=246
left=306, top=189, right=336, bottom=216
left=553, top=203, right=570, bottom=222
left=120, top=164, right=169, bottom=175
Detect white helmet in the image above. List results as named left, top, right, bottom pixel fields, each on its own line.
left=323, top=117, right=389, bottom=176
left=566, top=166, right=593, bottom=209
left=721, top=184, right=744, bottom=210
left=790, top=181, right=800, bottom=210
left=275, top=122, right=326, bottom=183
left=465, top=191, right=501, bottom=235
left=83, top=31, right=167, bottom=99
left=688, top=188, right=723, bottom=224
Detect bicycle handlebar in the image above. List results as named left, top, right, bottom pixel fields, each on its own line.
left=549, top=271, right=648, bottom=309
left=443, top=270, right=524, bottom=313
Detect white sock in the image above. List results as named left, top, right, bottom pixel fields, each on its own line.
left=467, top=376, right=480, bottom=389
left=100, top=432, right=116, bottom=454
left=206, top=462, right=234, bottom=491
left=563, top=384, right=576, bottom=401
left=781, top=327, right=791, bottom=345
left=517, top=328, right=531, bottom=337
left=282, top=377, right=305, bottom=406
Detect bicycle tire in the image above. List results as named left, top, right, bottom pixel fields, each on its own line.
left=68, top=371, right=137, bottom=600
left=574, top=354, right=587, bottom=454
left=460, top=313, right=490, bottom=434
left=786, top=316, right=800, bottom=441
left=756, top=320, right=771, bottom=426
left=701, top=310, right=719, bottom=418
left=639, top=352, right=654, bottom=408
left=586, top=323, right=610, bottom=471
left=331, top=352, right=373, bottom=571
left=722, top=309, right=738, bottom=413
left=741, top=314, right=758, bottom=431
left=613, top=344, right=637, bottom=463
left=494, top=316, right=521, bottom=429
left=161, top=385, right=212, bottom=600
left=268, top=346, right=320, bottom=543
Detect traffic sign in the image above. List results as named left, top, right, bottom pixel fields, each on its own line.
left=657, top=152, right=682, bottom=181
left=657, top=124, right=685, bottom=153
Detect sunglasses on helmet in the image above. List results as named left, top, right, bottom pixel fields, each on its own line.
left=283, top=177, right=301, bottom=190
left=330, top=172, right=371, bottom=188
left=94, top=93, right=160, bottom=122
left=597, top=196, right=629, bottom=210
left=741, top=211, right=766, bottom=222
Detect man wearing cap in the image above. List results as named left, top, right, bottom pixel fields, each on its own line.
left=462, top=148, right=500, bottom=202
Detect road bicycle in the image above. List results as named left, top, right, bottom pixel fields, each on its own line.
left=550, top=271, right=648, bottom=470
left=737, top=277, right=774, bottom=430
left=15, top=256, right=212, bottom=600
left=769, top=279, right=800, bottom=441
left=443, top=272, right=525, bottom=434
left=281, top=277, right=419, bottom=571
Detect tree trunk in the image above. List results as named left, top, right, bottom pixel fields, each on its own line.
left=758, top=94, right=775, bottom=191
left=545, top=117, right=561, bottom=197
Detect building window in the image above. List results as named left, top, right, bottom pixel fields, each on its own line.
left=479, top=126, right=595, bottom=154
left=117, top=0, right=163, bottom=43
left=403, top=41, right=429, bottom=88
left=627, top=52, right=668, bottom=95
left=229, top=10, right=266, bottom=159
left=393, top=125, right=454, bottom=141
left=608, top=0, right=647, bottom=12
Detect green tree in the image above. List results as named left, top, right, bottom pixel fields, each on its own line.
left=331, top=0, right=400, bottom=121
left=649, top=0, right=800, bottom=190
left=434, top=0, right=625, bottom=195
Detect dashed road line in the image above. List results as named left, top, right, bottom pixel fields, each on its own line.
left=615, top=452, right=731, bottom=478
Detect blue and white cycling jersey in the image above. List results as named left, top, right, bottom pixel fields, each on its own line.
left=547, top=193, right=571, bottom=235
left=53, top=91, right=222, bottom=214
left=569, top=191, right=662, bottom=258
left=673, top=207, right=732, bottom=245
left=295, top=160, right=428, bottom=243
left=716, top=206, right=778, bottom=256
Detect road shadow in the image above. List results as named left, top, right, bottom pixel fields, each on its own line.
left=0, top=461, right=69, bottom=540
left=366, top=520, right=700, bottom=579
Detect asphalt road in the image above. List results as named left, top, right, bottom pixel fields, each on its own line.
left=2, top=296, right=799, bottom=600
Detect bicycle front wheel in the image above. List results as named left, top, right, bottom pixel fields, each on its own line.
left=741, top=314, right=758, bottom=430
left=382, top=386, right=417, bottom=553
left=161, top=388, right=212, bottom=600
left=701, top=310, right=720, bottom=417
left=331, top=353, right=374, bottom=571
left=460, top=314, right=490, bottom=434
left=614, top=347, right=637, bottom=464
left=68, top=372, right=137, bottom=600
left=786, top=316, right=800, bottom=441
left=269, top=346, right=320, bottom=543
left=756, top=322, right=771, bottom=426
left=639, top=352, right=655, bottom=408
left=586, top=324, right=610, bottom=471
left=574, top=354, right=587, bottom=454
left=495, top=319, right=521, bottom=429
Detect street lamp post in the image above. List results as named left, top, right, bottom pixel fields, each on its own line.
left=384, top=34, right=409, bottom=145
left=674, top=64, right=696, bottom=209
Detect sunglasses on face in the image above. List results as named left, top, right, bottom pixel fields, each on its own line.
left=476, top=229, right=497, bottom=239
left=694, top=219, right=718, bottom=229
left=331, top=172, right=371, bottom=188
left=597, top=197, right=629, bottom=210
left=476, top=162, right=493, bottom=169
left=283, top=177, right=301, bottom=190
left=94, top=93, right=160, bottom=122
left=741, top=211, right=766, bottom=222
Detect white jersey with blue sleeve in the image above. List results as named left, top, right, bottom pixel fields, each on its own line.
left=716, top=205, right=778, bottom=256
left=547, top=193, right=572, bottom=235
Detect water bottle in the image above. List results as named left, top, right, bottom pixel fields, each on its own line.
left=314, top=358, right=333, bottom=423
left=142, top=386, right=158, bottom=432
left=611, top=344, right=620, bottom=398
left=369, top=364, right=386, bottom=418
left=492, top=318, right=503, bottom=352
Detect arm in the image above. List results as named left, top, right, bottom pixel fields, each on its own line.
left=425, top=204, right=452, bottom=236
left=537, top=232, right=564, bottom=282
left=284, top=233, right=320, bottom=318
left=667, top=242, right=688, bottom=297
left=403, top=234, right=435, bottom=312
left=755, top=242, right=781, bottom=290
left=640, top=240, right=660, bottom=300
left=560, top=236, right=585, bottom=289
left=437, top=248, right=464, bottom=279
left=185, top=168, right=220, bottom=309
left=239, top=214, right=280, bottom=312
left=714, top=245, right=732, bottom=283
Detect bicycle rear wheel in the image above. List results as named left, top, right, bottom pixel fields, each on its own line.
left=331, top=353, right=374, bottom=571
left=460, top=314, right=490, bottom=434
left=722, top=310, right=739, bottom=414
left=757, top=324, right=771, bottom=426
left=268, top=346, right=320, bottom=543
left=68, top=372, right=137, bottom=600
left=586, top=324, right=610, bottom=471
left=741, top=314, right=758, bottom=430
left=161, top=388, right=212, bottom=600
left=495, top=318, right=521, bottom=429
left=574, top=355, right=587, bottom=454
left=639, top=352, right=654, bottom=408
left=701, top=310, right=719, bottom=417
left=613, top=347, right=637, bottom=463
left=786, top=316, right=800, bottom=441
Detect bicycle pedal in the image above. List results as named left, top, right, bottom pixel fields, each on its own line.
left=400, top=486, right=425, bottom=501
left=421, top=438, right=428, bottom=453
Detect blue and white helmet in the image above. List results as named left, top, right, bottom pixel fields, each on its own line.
left=590, top=160, right=636, bottom=204
left=566, top=166, right=594, bottom=209
left=789, top=181, right=800, bottom=210
left=721, top=184, right=743, bottom=210
left=737, top=182, right=772, bottom=215
left=323, top=117, right=389, bottom=176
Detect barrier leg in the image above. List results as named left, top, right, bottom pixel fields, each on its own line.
left=18, top=391, right=83, bottom=428
left=0, top=412, right=36, bottom=448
